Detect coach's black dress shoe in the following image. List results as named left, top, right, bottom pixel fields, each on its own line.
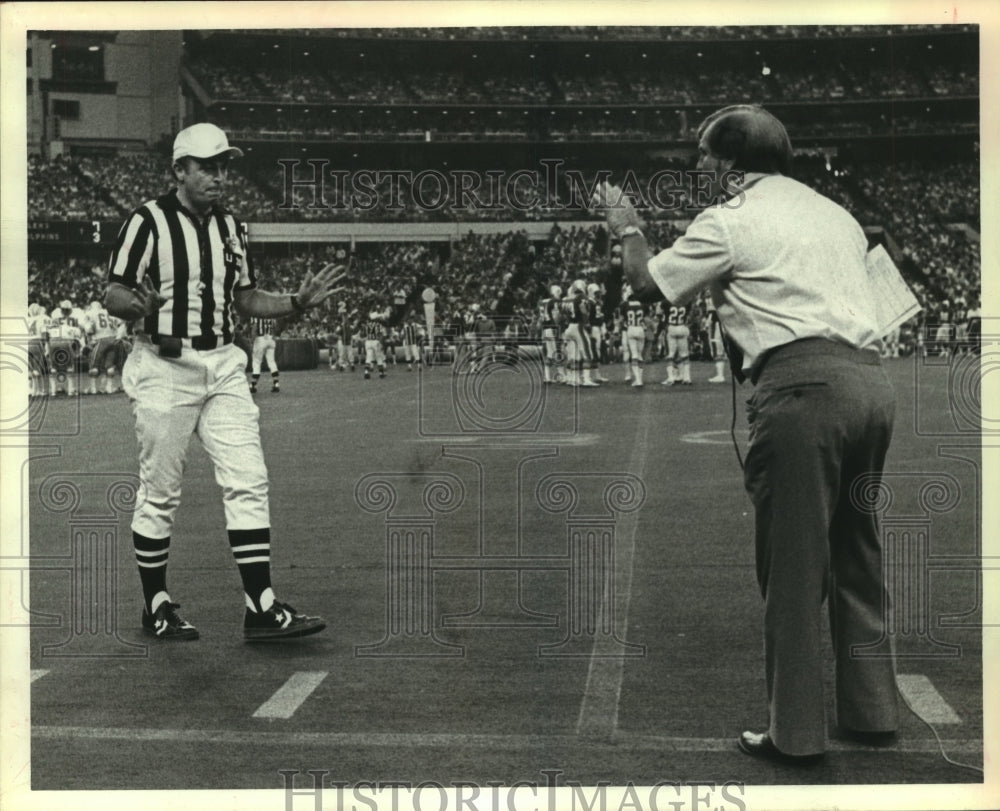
left=737, top=731, right=824, bottom=766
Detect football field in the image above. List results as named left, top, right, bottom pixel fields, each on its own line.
left=25, top=352, right=986, bottom=793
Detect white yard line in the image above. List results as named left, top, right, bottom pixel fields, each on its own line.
left=30, top=669, right=49, bottom=683
left=897, top=674, right=963, bottom=725
left=574, top=396, right=651, bottom=739
left=30, top=725, right=982, bottom=755
left=252, top=671, right=328, bottom=720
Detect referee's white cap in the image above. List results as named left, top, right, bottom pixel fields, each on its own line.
left=172, top=123, right=244, bottom=162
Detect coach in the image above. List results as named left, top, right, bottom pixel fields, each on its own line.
left=595, top=105, right=899, bottom=763
left=105, top=122, right=343, bottom=642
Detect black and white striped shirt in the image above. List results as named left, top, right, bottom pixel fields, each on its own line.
left=401, top=323, right=420, bottom=346
left=363, top=320, right=385, bottom=341
left=251, top=317, right=276, bottom=337
left=107, top=189, right=256, bottom=343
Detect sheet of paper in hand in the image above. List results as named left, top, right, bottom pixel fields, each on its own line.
left=865, top=244, right=923, bottom=336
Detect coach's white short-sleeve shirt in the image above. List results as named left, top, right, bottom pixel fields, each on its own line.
left=647, top=173, right=881, bottom=376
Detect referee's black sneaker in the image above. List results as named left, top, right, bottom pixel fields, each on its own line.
left=244, top=600, right=326, bottom=641
left=142, top=601, right=199, bottom=641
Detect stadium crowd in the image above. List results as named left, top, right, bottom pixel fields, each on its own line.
left=222, top=25, right=976, bottom=41
left=189, top=55, right=977, bottom=107
left=26, top=23, right=979, bottom=377
left=28, top=154, right=121, bottom=221
left=27, top=186, right=979, bottom=402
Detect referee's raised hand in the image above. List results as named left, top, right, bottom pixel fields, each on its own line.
left=120, top=276, right=168, bottom=320
left=295, top=263, right=347, bottom=309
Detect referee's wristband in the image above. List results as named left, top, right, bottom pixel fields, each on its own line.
left=290, top=295, right=306, bottom=314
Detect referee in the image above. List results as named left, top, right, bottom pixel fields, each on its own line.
left=104, top=122, right=344, bottom=641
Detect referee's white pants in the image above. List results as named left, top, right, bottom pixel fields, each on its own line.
left=251, top=335, right=277, bottom=375
left=364, top=339, right=385, bottom=366
left=123, top=339, right=270, bottom=538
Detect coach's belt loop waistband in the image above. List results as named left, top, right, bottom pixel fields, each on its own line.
left=751, top=338, right=881, bottom=385
left=143, top=333, right=233, bottom=351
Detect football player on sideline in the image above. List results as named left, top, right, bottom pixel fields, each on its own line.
left=562, top=280, right=598, bottom=387
left=662, top=303, right=692, bottom=386
left=26, top=302, right=50, bottom=398
left=587, top=282, right=610, bottom=383
left=621, top=286, right=647, bottom=387
left=705, top=299, right=727, bottom=383
left=363, top=308, right=388, bottom=379
left=84, top=300, right=124, bottom=395
left=539, top=285, right=563, bottom=384
left=249, top=315, right=280, bottom=393
left=48, top=299, right=86, bottom=397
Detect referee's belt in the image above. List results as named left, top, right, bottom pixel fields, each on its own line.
left=143, top=333, right=234, bottom=351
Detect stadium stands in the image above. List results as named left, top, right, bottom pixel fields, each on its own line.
left=27, top=23, right=980, bottom=357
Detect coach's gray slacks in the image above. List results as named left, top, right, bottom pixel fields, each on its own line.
left=744, top=338, right=899, bottom=756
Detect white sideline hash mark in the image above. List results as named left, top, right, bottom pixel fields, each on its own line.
left=680, top=429, right=749, bottom=445
left=897, top=674, right=962, bottom=724
left=252, top=671, right=328, bottom=720
left=30, top=670, right=49, bottom=683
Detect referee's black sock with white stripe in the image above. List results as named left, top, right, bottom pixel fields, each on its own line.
left=133, top=531, right=170, bottom=614
left=228, top=528, right=274, bottom=612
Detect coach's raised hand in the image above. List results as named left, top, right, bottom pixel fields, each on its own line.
left=591, top=181, right=643, bottom=240
left=295, top=263, right=347, bottom=309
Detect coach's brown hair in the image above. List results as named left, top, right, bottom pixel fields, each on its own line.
left=697, top=105, right=793, bottom=176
